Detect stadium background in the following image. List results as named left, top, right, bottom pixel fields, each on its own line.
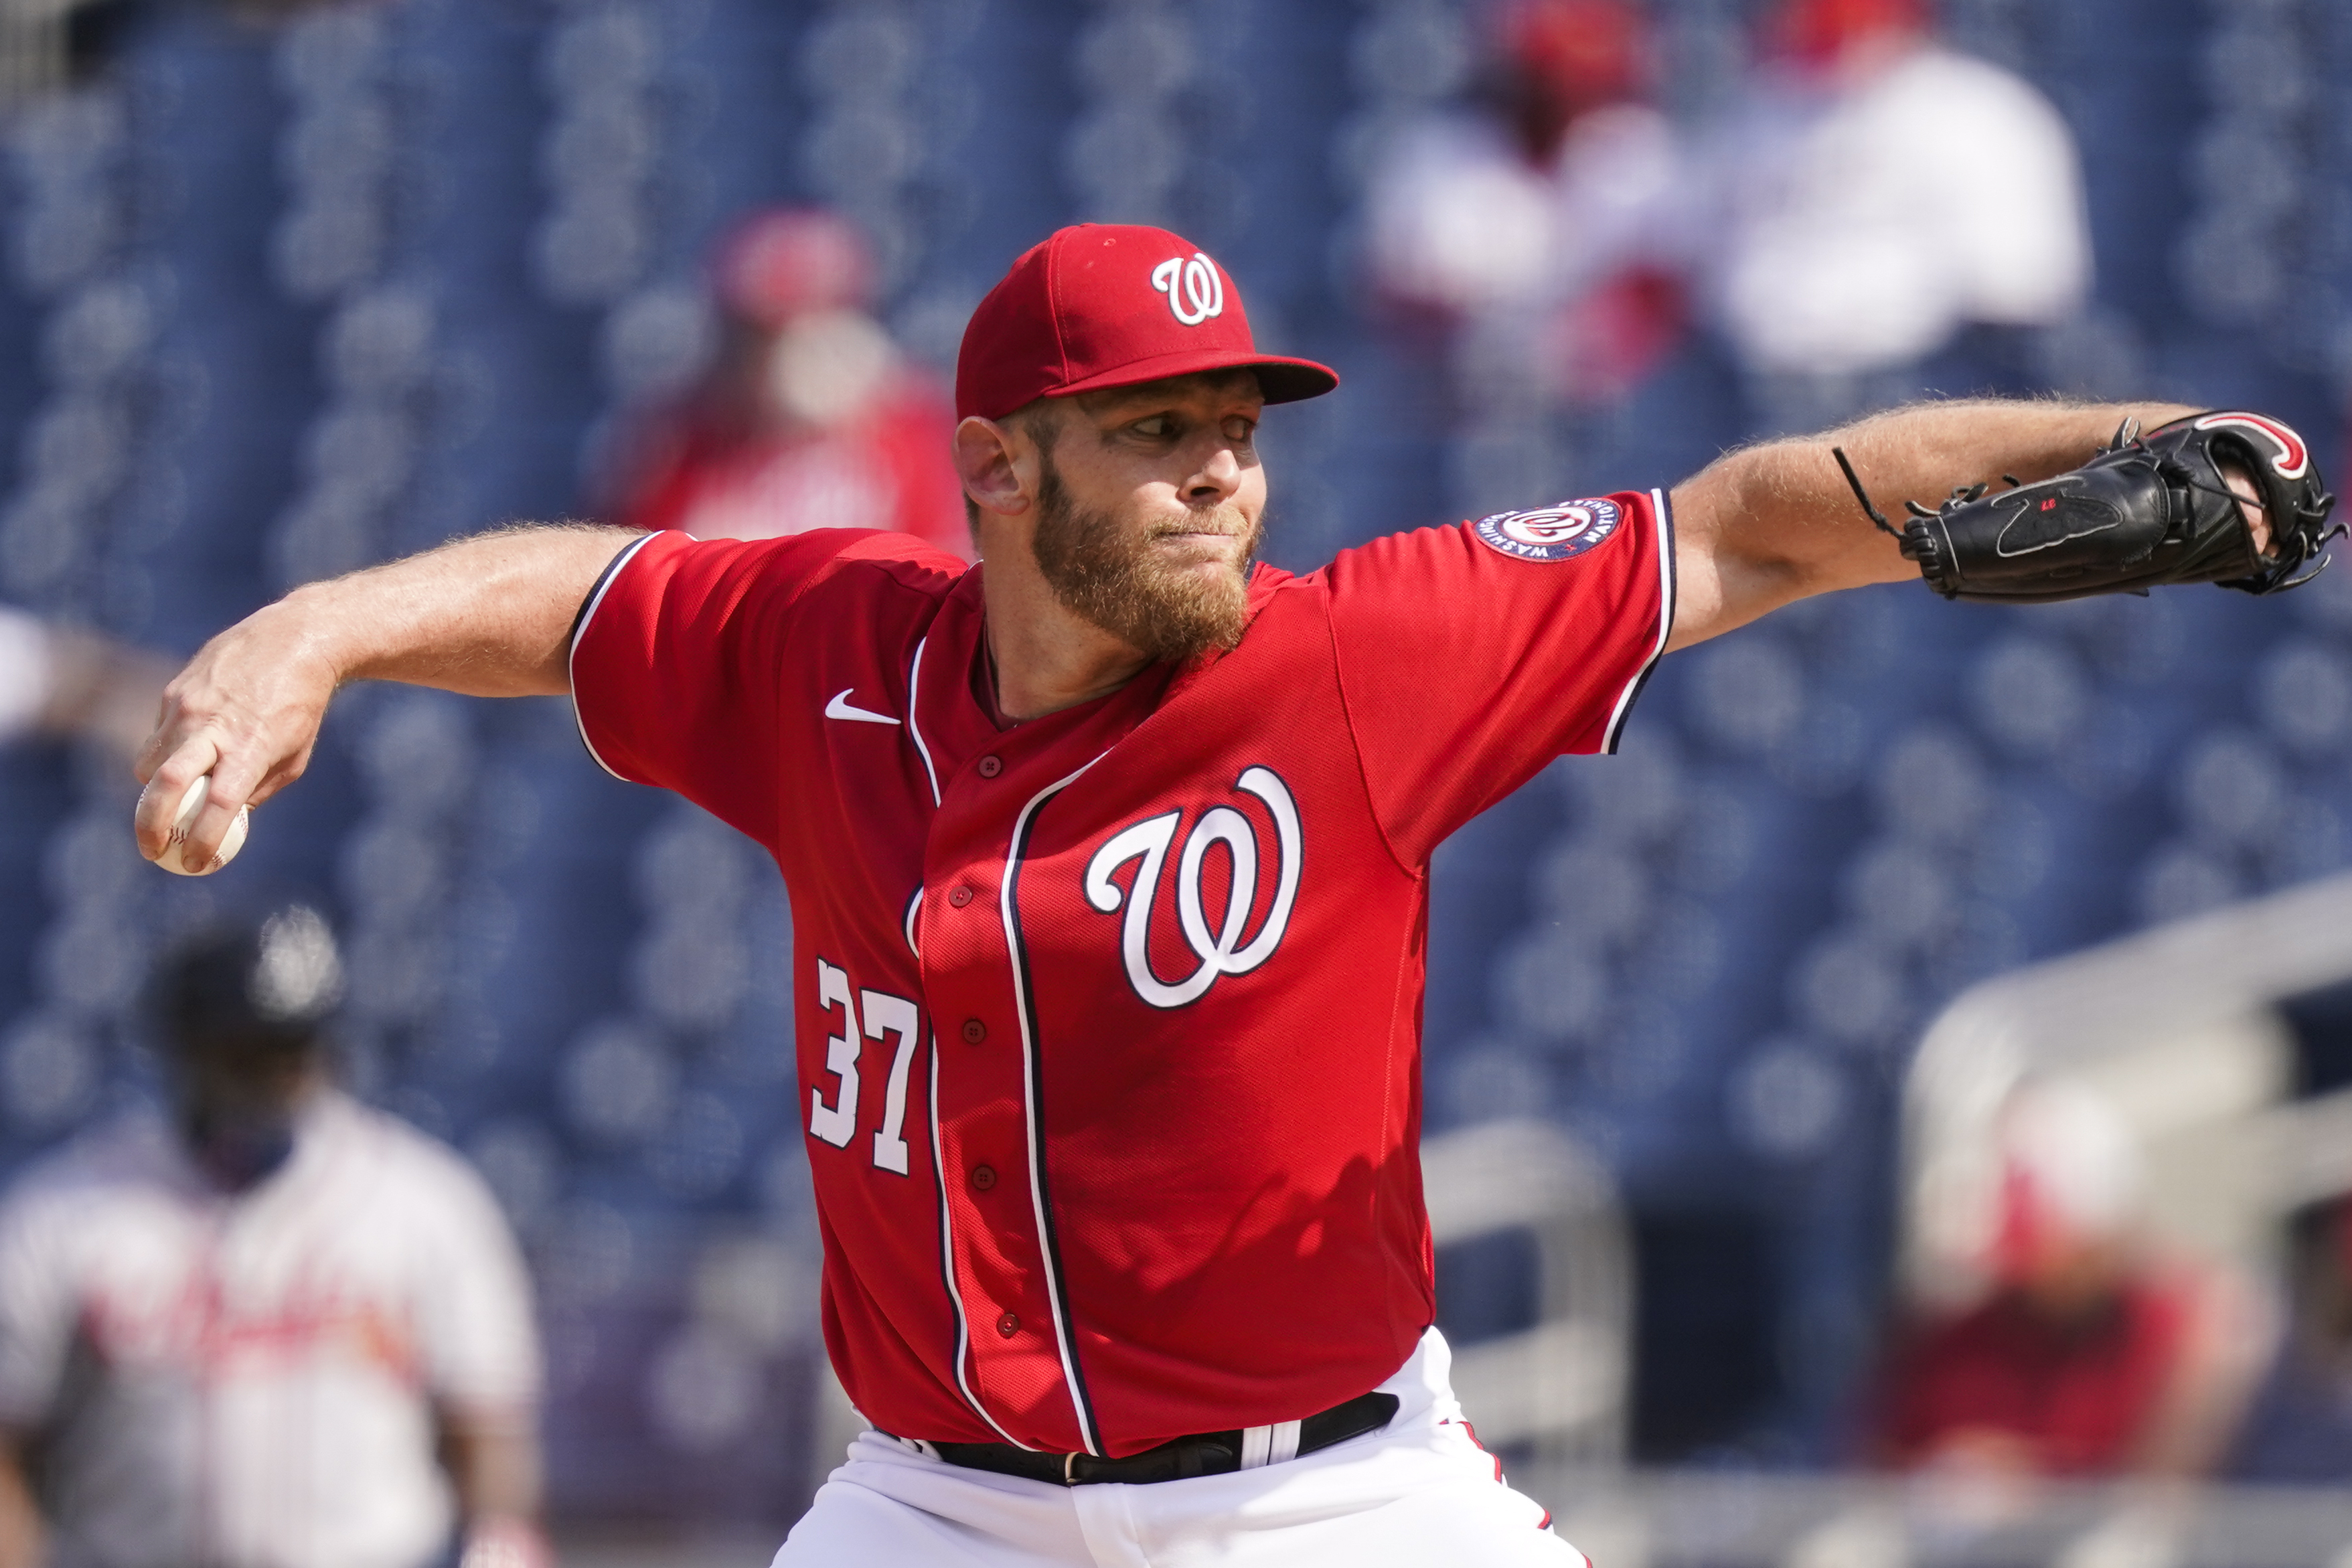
left=0, top=0, right=2342, bottom=1535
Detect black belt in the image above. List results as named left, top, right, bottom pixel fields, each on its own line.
left=922, top=1391, right=1400, bottom=1486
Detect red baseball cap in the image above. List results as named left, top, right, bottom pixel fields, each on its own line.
left=955, top=224, right=1339, bottom=421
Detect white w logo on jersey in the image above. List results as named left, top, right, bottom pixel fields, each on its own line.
left=1150, top=252, right=1225, bottom=327
left=1083, top=767, right=1300, bottom=1009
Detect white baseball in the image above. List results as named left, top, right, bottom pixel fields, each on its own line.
left=155, top=774, right=250, bottom=876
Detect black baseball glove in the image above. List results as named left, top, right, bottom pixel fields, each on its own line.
left=1832, top=411, right=2341, bottom=605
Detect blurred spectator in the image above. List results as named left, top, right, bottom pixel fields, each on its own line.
left=0, top=607, right=171, bottom=767
left=1361, top=0, right=1693, bottom=405
left=603, top=209, right=970, bottom=559
left=0, top=909, right=546, bottom=1568
left=1701, top=0, right=2090, bottom=379
left=1867, top=1083, right=2271, bottom=1482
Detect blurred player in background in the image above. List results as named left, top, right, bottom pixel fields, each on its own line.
left=1362, top=0, right=1691, bottom=406
left=1868, top=1082, right=2272, bottom=1483
left=0, top=607, right=171, bottom=767
left=1701, top=0, right=2090, bottom=383
left=603, top=208, right=971, bottom=560
left=0, top=907, right=546, bottom=1568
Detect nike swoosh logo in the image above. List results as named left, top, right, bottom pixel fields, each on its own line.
left=826, top=689, right=900, bottom=726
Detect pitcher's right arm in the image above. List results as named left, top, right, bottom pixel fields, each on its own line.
left=133, top=524, right=643, bottom=869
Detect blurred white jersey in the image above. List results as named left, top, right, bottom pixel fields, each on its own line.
left=0, top=1090, right=540, bottom=1568
left=1364, top=106, right=1691, bottom=317
left=1709, top=45, right=2091, bottom=376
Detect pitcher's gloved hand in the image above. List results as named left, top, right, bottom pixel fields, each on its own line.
left=1833, top=411, right=2340, bottom=605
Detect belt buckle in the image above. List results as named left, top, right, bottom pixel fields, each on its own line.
left=1063, top=1451, right=1080, bottom=1486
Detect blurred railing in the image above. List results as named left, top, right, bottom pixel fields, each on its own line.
left=1423, top=1117, right=1631, bottom=1464
left=1905, top=867, right=2352, bottom=1302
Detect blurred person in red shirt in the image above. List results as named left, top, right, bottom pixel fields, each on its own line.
left=605, top=209, right=970, bottom=559
left=1362, top=0, right=1692, bottom=406
left=1869, top=1083, right=2270, bottom=1483
left=1701, top=0, right=2089, bottom=382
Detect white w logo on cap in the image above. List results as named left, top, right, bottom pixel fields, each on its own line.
left=1151, top=252, right=1225, bottom=327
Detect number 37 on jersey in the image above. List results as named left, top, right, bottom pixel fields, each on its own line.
left=806, top=960, right=921, bottom=1176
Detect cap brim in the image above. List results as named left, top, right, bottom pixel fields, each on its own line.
left=1044, top=346, right=1340, bottom=406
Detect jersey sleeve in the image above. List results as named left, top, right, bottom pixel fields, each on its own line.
left=1324, top=488, right=1673, bottom=866
left=570, top=528, right=946, bottom=845
left=414, top=1159, right=541, bottom=1414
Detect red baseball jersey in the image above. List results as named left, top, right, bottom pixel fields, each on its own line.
left=1869, top=1277, right=2196, bottom=1473
left=570, top=489, right=1674, bottom=1458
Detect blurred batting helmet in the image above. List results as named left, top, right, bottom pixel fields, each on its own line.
left=153, top=905, right=345, bottom=1056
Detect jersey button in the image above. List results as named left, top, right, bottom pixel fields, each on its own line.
left=996, top=1312, right=1020, bottom=1338
left=970, top=1164, right=997, bottom=1191
left=977, top=755, right=1003, bottom=778
left=948, top=886, right=974, bottom=908
left=961, top=1018, right=987, bottom=1044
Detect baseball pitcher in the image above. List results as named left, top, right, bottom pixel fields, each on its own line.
left=132, top=225, right=2331, bottom=1567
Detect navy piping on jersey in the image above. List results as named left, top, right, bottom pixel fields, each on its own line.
left=927, top=1028, right=1026, bottom=1445
left=903, top=886, right=924, bottom=959
left=567, top=531, right=663, bottom=782
left=1001, top=753, right=1113, bottom=1458
left=1599, top=487, right=1678, bottom=755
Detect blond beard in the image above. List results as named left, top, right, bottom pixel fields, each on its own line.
left=1030, top=453, right=1262, bottom=662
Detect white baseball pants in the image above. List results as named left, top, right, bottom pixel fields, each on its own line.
left=773, top=1329, right=1589, bottom=1568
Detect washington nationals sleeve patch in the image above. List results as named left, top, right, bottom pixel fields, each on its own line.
left=1470, top=497, right=1624, bottom=562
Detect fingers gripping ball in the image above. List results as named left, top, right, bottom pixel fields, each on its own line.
left=1833, top=410, right=2342, bottom=605
left=155, top=775, right=250, bottom=876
